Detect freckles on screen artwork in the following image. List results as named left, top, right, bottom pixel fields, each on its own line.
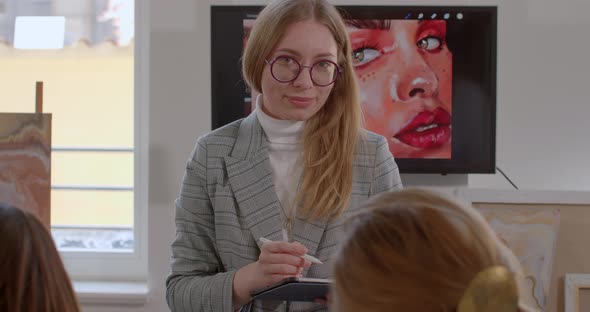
left=346, top=19, right=453, bottom=159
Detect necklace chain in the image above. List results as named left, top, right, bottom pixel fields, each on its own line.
left=279, top=201, right=296, bottom=240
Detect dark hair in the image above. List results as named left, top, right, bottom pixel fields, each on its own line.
left=0, top=202, right=80, bottom=312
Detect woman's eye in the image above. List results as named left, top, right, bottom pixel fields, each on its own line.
left=417, top=36, right=442, bottom=51
left=352, top=48, right=381, bottom=67
left=276, top=56, right=294, bottom=64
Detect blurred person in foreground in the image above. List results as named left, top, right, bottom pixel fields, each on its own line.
left=331, top=188, right=537, bottom=312
left=0, top=202, right=80, bottom=312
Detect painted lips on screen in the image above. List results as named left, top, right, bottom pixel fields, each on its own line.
left=394, top=107, right=451, bottom=148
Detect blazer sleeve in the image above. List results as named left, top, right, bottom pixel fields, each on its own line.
left=166, top=137, right=235, bottom=312
left=370, top=135, right=403, bottom=195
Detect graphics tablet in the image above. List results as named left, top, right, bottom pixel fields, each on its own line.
left=250, top=277, right=331, bottom=302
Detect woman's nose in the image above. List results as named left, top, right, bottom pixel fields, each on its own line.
left=390, top=57, right=438, bottom=102
left=292, top=66, right=314, bottom=89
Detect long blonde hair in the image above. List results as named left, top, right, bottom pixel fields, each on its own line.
left=332, top=189, right=531, bottom=312
left=242, top=0, right=362, bottom=221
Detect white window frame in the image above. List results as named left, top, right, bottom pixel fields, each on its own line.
left=60, top=0, right=150, bottom=287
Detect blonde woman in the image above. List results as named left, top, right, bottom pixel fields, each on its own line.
left=166, top=1, right=402, bottom=311
left=332, top=188, right=536, bottom=312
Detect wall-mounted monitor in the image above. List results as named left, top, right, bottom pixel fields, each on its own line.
left=211, top=5, right=497, bottom=174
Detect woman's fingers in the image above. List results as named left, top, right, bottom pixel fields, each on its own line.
left=265, top=273, right=299, bottom=286
left=262, top=263, right=303, bottom=275
left=260, top=252, right=311, bottom=268
left=262, top=240, right=307, bottom=256
left=254, top=240, right=313, bottom=287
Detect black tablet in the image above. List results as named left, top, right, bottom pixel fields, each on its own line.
left=250, top=277, right=331, bottom=302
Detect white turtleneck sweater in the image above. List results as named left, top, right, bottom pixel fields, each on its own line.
left=255, top=95, right=304, bottom=241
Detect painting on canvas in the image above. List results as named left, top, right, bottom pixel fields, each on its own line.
left=0, top=113, right=51, bottom=226
left=478, top=206, right=560, bottom=311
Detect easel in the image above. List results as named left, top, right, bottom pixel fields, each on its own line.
left=36, top=81, right=43, bottom=113
left=0, top=81, right=51, bottom=227
left=35, top=80, right=51, bottom=227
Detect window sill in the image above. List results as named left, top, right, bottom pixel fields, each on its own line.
left=73, top=280, right=148, bottom=306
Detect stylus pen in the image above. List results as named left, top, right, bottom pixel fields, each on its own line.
left=258, top=237, right=323, bottom=264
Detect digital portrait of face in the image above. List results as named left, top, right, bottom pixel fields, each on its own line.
left=347, top=19, right=453, bottom=159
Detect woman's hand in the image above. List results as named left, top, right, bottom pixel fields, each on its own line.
left=233, top=241, right=312, bottom=308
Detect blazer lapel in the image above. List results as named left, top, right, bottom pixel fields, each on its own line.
left=224, top=113, right=284, bottom=243
left=291, top=208, right=329, bottom=262
left=224, top=112, right=329, bottom=259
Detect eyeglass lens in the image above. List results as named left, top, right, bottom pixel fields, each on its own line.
left=271, top=56, right=337, bottom=86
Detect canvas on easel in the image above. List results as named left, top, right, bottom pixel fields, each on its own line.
left=0, top=113, right=52, bottom=227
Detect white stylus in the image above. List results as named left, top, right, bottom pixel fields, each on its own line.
left=258, top=237, right=323, bottom=264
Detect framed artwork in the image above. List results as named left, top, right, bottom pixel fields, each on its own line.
left=0, top=113, right=52, bottom=226
left=565, top=274, right=590, bottom=312
left=477, top=206, right=560, bottom=311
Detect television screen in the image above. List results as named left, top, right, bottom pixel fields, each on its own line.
left=211, top=6, right=497, bottom=174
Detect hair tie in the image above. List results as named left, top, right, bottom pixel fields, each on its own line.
left=457, top=266, right=519, bottom=312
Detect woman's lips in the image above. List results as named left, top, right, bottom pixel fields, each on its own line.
left=394, top=107, right=452, bottom=149
left=287, top=96, right=314, bottom=108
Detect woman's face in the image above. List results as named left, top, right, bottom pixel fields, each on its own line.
left=260, top=19, right=338, bottom=121
left=348, top=20, right=453, bottom=158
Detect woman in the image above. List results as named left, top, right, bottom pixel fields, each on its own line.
left=346, top=19, right=453, bottom=159
left=332, top=189, right=536, bottom=312
left=0, top=202, right=80, bottom=312
left=166, top=1, right=402, bottom=311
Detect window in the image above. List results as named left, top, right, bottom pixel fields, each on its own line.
left=0, top=0, right=148, bottom=281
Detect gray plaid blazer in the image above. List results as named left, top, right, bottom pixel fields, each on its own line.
left=166, top=113, right=402, bottom=312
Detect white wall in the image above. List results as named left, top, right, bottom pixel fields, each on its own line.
left=82, top=1, right=206, bottom=311
left=147, top=0, right=590, bottom=193
left=83, top=0, right=590, bottom=310
left=468, top=0, right=590, bottom=191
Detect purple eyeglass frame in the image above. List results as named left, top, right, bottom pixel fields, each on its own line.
left=264, top=55, right=342, bottom=87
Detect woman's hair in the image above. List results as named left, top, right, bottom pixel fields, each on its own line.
left=242, top=0, right=362, bottom=221
left=332, top=188, right=530, bottom=312
left=0, top=202, right=80, bottom=312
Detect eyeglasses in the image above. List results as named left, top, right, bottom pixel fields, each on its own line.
left=265, top=56, right=341, bottom=87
